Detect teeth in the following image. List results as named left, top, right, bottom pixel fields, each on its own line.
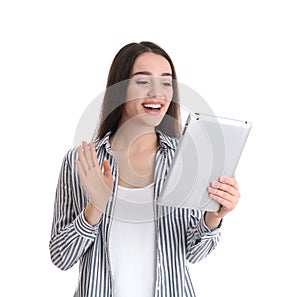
left=143, top=104, right=161, bottom=109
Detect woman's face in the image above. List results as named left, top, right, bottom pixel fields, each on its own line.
left=120, top=52, right=173, bottom=128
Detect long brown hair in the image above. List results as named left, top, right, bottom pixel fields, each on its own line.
left=95, top=41, right=181, bottom=140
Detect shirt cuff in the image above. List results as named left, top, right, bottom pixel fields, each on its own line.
left=74, top=210, right=100, bottom=240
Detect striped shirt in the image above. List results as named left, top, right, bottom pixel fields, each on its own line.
left=49, top=130, right=221, bottom=297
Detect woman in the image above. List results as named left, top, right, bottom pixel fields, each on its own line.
left=50, top=41, right=240, bottom=297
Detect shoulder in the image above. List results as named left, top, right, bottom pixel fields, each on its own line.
left=60, top=146, right=79, bottom=171
left=63, top=133, right=111, bottom=168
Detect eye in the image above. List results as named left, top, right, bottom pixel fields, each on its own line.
left=162, top=81, right=172, bottom=87
left=136, top=79, right=150, bottom=86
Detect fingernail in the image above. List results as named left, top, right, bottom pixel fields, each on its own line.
left=211, top=181, right=219, bottom=187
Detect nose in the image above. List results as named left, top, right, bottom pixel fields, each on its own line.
left=148, top=78, right=163, bottom=98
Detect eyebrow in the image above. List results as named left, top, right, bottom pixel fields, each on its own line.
left=132, top=71, right=172, bottom=77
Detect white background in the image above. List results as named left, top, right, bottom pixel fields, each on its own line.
left=1, top=0, right=299, bottom=296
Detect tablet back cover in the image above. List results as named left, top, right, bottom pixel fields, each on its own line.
left=157, top=113, right=252, bottom=211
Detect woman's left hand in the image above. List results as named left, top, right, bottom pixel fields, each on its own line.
left=207, top=176, right=240, bottom=219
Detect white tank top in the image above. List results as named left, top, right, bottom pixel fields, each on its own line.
left=109, top=183, right=156, bottom=297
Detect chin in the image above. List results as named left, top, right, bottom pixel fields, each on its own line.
left=140, top=114, right=165, bottom=128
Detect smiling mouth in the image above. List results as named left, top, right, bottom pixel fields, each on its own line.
left=142, top=103, right=162, bottom=111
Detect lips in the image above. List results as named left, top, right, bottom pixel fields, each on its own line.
left=143, top=103, right=162, bottom=110
left=141, top=101, right=164, bottom=115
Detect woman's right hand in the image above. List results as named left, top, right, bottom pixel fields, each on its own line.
left=76, top=141, right=114, bottom=219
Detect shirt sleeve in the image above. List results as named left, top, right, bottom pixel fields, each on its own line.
left=185, top=209, right=221, bottom=263
left=49, top=151, right=101, bottom=271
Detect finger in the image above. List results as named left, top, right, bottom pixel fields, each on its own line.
left=83, top=141, right=93, bottom=169
left=210, top=181, right=239, bottom=197
left=103, top=160, right=113, bottom=179
left=208, top=184, right=240, bottom=209
left=75, top=160, right=86, bottom=184
left=209, top=183, right=240, bottom=203
left=209, top=189, right=238, bottom=210
left=77, top=146, right=89, bottom=173
left=209, top=193, right=233, bottom=209
left=89, top=142, right=100, bottom=169
left=208, top=187, right=232, bottom=202
left=219, top=176, right=239, bottom=190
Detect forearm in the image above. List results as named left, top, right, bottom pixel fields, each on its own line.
left=50, top=150, right=103, bottom=270
left=186, top=210, right=221, bottom=263
left=84, top=202, right=103, bottom=226
left=50, top=211, right=99, bottom=270
left=204, top=211, right=222, bottom=230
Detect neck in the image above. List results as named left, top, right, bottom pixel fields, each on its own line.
left=110, top=120, right=159, bottom=152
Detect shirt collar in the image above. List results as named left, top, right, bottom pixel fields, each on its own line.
left=95, top=131, right=113, bottom=151
left=156, top=129, right=178, bottom=150
left=95, top=130, right=178, bottom=151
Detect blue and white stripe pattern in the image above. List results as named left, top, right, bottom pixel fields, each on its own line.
left=49, top=130, right=221, bottom=297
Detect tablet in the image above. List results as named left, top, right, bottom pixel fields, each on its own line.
left=157, top=112, right=252, bottom=211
